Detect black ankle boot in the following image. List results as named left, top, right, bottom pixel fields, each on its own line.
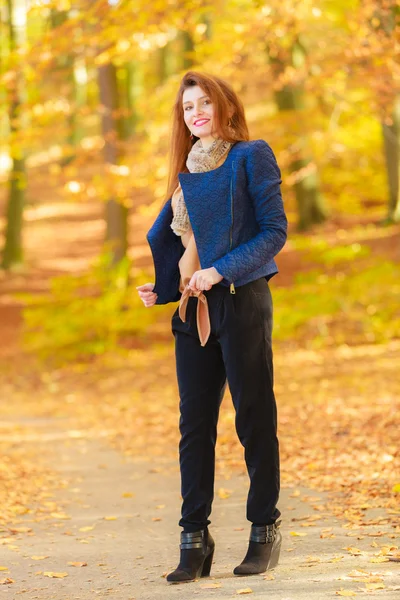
left=166, top=528, right=215, bottom=583
left=233, top=520, right=282, bottom=576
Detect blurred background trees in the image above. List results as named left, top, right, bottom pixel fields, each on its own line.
left=0, top=0, right=399, bottom=360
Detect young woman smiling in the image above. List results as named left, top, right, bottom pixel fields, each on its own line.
left=137, top=71, right=287, bottom=582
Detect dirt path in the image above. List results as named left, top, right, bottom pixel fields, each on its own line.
left=0, top=415, right=399, bottom=599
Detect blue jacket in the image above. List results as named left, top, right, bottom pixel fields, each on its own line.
left=146, top=139, right=287, bottom=304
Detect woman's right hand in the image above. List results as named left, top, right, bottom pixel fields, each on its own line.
left=136, top=283, right=158, bottom=307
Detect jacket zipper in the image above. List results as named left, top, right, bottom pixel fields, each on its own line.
left=229, top=161, right=236, bottom=294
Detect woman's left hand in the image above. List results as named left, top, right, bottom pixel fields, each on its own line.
left=189, top=267, right=223, bottom=292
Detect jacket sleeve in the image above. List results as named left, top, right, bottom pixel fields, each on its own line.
left=146, top=199, right=184, bottom=305
left=212, top=139, right=287, bottom=282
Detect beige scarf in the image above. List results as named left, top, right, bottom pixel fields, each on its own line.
left=170, top=137, right=233, bottom=236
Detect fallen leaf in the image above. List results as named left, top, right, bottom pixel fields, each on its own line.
left=306, top=556, right=321, bottom=563
left=290, top=531, right=307, bottom=537
left=343, top=547, right=362, bottom=556
left=79, top=525, right=95, bottom=532
left=348, top=570, right=368, bottom=578
left=122, top=492, right=134, bottom=498
left=0, top=578, right=14, bottom=585
left=369, top=556, right=389, bottom=563
left=0, top=568, right=9, bottom=572
left=336, top=590, right=357, bottom=597
left=67, top=562, right=87, bottom=567
left=9, top=527, right=32, bottom=534
left=392, top=483, right=400, bottom=493
left=218, top=488, right=232, bottom=499
left=236, top=589, right=253, bottom=595
left=43, top=572, right=68, bottom=578
left=263, top=573, right=275, bottom=580
left=103, top=516, right=117, bottom=521
left=365, top=583, right=385, bottom=590
left=289, top=489, right=301, bottom=497
left=152, top=517, right=162, bottom=522
left=31, top=556, right=49, bottom=561
left=200, top=582, right=222, bottom=589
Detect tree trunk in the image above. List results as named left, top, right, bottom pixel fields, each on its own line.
left=98, top=62, right=128, bottom=265
left=156, top=45, right=169, bottom=85
left=382, top=95, right=400, bottom=223
left=69, top=59, right=87, bottom=147
left=2, top=0, right=26, bottom=269
left=116, top=62, right=136, bottom=140
left=50, top=9, right=86, bottom=162
left=179, top=30, right=195, bottom=69
left=271, top=39, right=328, bottom=230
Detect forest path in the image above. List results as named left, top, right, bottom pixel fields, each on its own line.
left=1, top=414, right=399, bottom=600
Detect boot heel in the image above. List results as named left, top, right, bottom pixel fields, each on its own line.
left=201, top=549, right=214, bottom=577
left=267, top=538, right=281, bottom=570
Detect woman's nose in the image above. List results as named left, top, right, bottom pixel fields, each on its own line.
left=193, top=104, right=205, bottom=116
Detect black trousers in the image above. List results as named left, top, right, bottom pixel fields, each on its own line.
left=171, top=277, right=281, bottom=533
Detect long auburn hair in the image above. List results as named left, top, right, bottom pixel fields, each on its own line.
left=165, top=71, right=250, bottom=202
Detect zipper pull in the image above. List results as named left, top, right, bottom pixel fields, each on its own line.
left=230, top=282, right=236, bottom=294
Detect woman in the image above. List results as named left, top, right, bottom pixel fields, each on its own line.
left=137, top=71, right=287, bottom=582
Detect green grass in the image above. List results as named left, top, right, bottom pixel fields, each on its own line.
left=273, top=260, right=400, bottom=346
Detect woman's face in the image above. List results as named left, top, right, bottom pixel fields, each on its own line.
left=182, top=85, right=216, bottom=145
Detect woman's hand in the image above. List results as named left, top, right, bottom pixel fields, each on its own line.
left=188, top=267, right=223, bottom=292
left=136, top=283, right=158, bottom=307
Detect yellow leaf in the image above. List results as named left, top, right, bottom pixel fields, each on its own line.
left=79, top=526, right=95, bottom=532
left=343, top=547, right=362, bottom=555
left=264, top=573, right=275, bottom=580
left=336, top=590, right=357, bottom=597
left=348, top=569, right=368, bottom=578
left=200, top=582, right=222, bottom=589
left=50, top=512, right=70, bottom=520
left=218, top=488, right=232, bottom=499
left=369, top=556, right=389, bottom=563
left=0, top=567, right=8, bottom=571
left=103, top=516, right=117, bottom=521
left=30, top=556, right=49, bottom=561
left=152, top=517, right=162, bottom=522
left=365, top=583, right=385, bottom=590
left=122, top=492, right=134, bottom=498
left=0, top=578, right=14, bottom=585
left=237, top=589, right=253, bottom=595
left=43, top=572, right=68, bottom=578
left=329, top=557, right=344, bottom=562
left=67, top=562, right=87, bottom=567
left=290, top=531, right=307, bottom=537
left=392, top=483, right=400, bottom=493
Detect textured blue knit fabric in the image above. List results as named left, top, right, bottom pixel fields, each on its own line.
left=146, top=139, right=287, bottom=305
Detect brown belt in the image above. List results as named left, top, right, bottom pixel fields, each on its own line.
left=178, top=285, right=211, bottom=347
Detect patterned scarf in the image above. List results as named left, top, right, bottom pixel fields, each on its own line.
left=170, top=137, right=233, bottom=236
